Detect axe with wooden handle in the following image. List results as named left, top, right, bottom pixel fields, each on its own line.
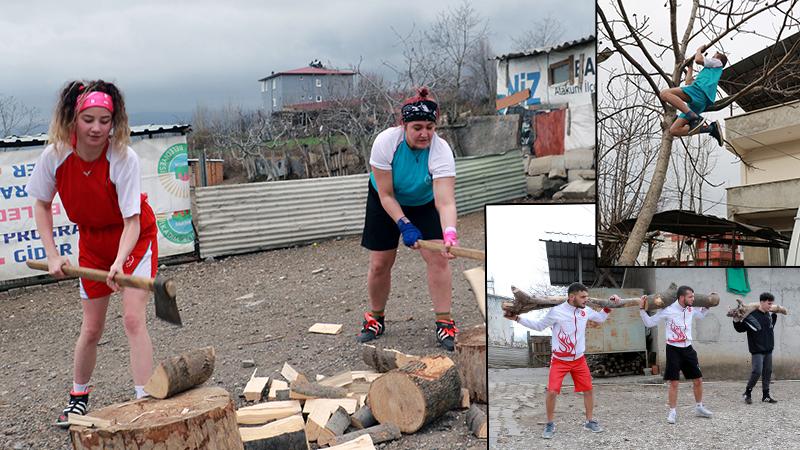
left=417, top=240, right=485, bottom=261
left=26, top=260, right=182, bottom=326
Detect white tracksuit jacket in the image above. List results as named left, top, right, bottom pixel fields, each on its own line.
left=517, top=302, right=611, bottom=361
left=639, top=301, right=709, bottom=348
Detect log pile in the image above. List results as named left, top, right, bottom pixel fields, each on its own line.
left=231, top=345, right=488, bottom=448
left=585, top=353, right=646, bottom=378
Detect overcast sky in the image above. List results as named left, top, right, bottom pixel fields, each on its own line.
left=1, top=0, right=594, bottom=128
left=598, top=1, right=800, bottom=216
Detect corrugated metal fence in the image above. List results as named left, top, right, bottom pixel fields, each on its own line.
left=194, top=151, right=525, bottom=258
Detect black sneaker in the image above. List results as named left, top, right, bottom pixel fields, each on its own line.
left=356, top=312, right=385, bottom=343
left=435, top=319, right=458, bottom=351
left=708, top=121, right=724, bottom=146
left=744, top=393, right=752, bottom=404
left=762, top=395, right=777, bottom=404
left=55, top=389, right=91, bottom=428
left=687, top=115, right=705, bottom=134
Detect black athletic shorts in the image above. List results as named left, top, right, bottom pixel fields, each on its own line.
left=361, top=182, right=443, bottom=251
left=664, top=344, right=703, bottom=380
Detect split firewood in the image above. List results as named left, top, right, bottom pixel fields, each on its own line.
left=267, top=380, right=288, bottom=400
left=68, top=414, right=114, bottom=429
left=236, top=400, right=302, bottom=425
left=303, top=398, right=358, bottom=415
left=350, top=405, right=377, bottom=429
left=460, top=388, right=471, bottom=409
left=327, top=434, right=376, bottom=450
left=361, top=344, right=420, bottom=373
left=305, top=402, right=334, bottom=442
left=280, top=362, right=307, bottom=384
left=317, top=406, right=351, bottom=446
left=72, top=386, right=241, bottom=450
left=454, top=325, right=487, bottom=404
left=308, top=323, right=343, bottom=335
left=290, top=379, right=348, bottom=400
left=243, top=369, right=270, bottom=402
left=318, top=371, right=354, bottom=388
left=327, top=423, right=401, bottom=447
left=275, top=390, right=290, bottom=401
left=144, top=346, right=215, bottom=399
left=368, top=355, right=461, bottom=433
left=463, top=267, right=486, bottom=320
left=239, top=414, right=308, bottom=450
left=727, top=298, right=789, bottom=322
left=466, top=404, right=487, bottom=439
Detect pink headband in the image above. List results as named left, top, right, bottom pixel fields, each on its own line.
left=76, top=91, right=114, bottom=114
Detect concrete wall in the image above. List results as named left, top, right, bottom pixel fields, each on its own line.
left=437, top=115, right=519, bottom=157
left=651, top=268, right=800, bottom=379
left=488, top=294, right=515, bottom=346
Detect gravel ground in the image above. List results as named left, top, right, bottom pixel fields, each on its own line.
left=0, top=211, right=486, bottom=450
left=490, top=375, right=800, bottom=449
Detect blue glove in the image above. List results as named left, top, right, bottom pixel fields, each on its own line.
left=397, top=217, right=422, bottom=247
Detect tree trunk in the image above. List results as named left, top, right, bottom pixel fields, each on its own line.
left=727, top=299, right=788, bottom=321
left=70, top=386, right=242, bottom=449
left=618, top=111, right=676, bottom=265
left=367, top=355, right=461, bottom=433
left=144, top=347, right=215, bottom=399
left=454, top=325, right=487, bottom=404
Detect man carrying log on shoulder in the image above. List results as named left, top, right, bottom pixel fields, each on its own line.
left=638, top=285, right=713, bottom=424
left=733, top=292, right=779, bottom=405
left=505, top=282, right=621, bottom=439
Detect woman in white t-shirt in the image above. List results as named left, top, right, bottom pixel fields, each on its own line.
left=356, top=88, right=460, bottom=351
left=26, top=80, right=158, bottom=427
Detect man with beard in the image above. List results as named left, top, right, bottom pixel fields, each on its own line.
left=506, top=282, right=621, bottom=439
left=638, top=285, right=712, bottom=424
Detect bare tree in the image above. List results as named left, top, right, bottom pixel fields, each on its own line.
left=512, top=13, right=566, bottom=51
left=463, top=35, right=497, bottom=113
left=598, top=0, right=800, bottom=265
left=0, top=94, right=39, bottom=137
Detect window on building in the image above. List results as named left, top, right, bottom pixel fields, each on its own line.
left=272, top=98, right=277, bottom=107
left=316, top=95, right=322, bottom=102
left=315, top=78, right=322, bottom=87
left=261, top=81, right=266, bottom=92
left=549, top=56, right=574, bottom=85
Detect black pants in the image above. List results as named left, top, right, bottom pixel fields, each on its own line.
left=746, top=352, right=773, bottom=395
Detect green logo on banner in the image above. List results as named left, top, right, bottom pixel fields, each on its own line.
left=156, top=210, right=195, bottom=244
left=158, top=143, right=190, bottom=198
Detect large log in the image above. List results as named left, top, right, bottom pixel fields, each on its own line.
left=453, top=325, right=487, bottom=404
left=327, top=423, right=401, bottom=447
left=726, top=298, right=789, bottom=322
left=144, top=347, right=215, bottom=399
left=465, top=404, right=487, bottom=439
left=70, top=386, right=242, bottom=449
left=502, top=282, right=720, bottom=316
left=239, top=414, right=309, bottom=450
left=367, top=355, right=461, bottom=433
left=361, top=344, right=420, bottom=373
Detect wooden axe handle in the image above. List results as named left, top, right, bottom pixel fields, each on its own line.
left=26, top=260, right=155, bottom=292
left=417, top=240, right=485, bottom=261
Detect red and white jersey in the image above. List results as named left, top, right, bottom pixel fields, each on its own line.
left=639, top=301, right=709, bottom=348
left=518, top=302, right=611, bottom=362
left=26, top=143, right=146, bottom=228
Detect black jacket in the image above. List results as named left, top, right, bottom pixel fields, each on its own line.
left=733, top=309, right=777, bottom=354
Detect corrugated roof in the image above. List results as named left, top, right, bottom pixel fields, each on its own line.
left=259, top=66, right=356, bottom=81
left=542, top=231, right=594, bottom=245
left=496, top=35, right=595, bottom=61
left=1, top=124, right=191, bottom=148
left=719, top=31, right=800, bottom=112
left=541, top=239, right=596, bottom=286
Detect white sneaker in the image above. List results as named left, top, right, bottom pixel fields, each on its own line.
left=695, top=404, right=713, bottom=418
left=667, top=409, right=677, bottom=424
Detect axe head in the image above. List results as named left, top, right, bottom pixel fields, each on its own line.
left=153, top=277, right=182, bottom=326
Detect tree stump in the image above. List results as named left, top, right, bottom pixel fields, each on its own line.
left=454, top=325, right=487, bottom=404
left=70, top=386, right=242, bottom=449
left=367, top=355, right=461, bottom=433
